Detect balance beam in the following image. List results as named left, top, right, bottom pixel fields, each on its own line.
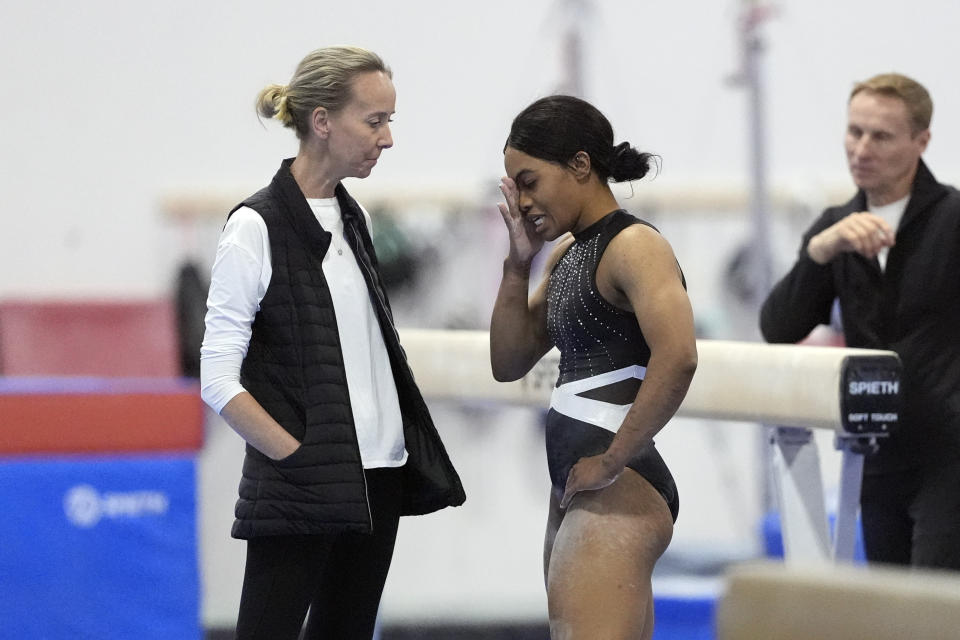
left=398, top=329, right=899, bottom=434
left=717, top=561, right=960, bottom=640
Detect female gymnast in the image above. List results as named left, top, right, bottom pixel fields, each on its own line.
left=490, top=95, right=697, bottom=639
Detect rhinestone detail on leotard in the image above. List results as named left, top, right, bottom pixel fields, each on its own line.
left=546, top=211, right=653, bottom=387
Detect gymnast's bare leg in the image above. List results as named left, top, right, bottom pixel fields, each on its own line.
left=544, top=471, right=673, bottom=640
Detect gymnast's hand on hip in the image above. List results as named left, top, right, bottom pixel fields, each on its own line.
left=560, top=452, right=625, bottom=509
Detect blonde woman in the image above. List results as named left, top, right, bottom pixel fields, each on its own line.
left=200, top=46, right=464, bottom=639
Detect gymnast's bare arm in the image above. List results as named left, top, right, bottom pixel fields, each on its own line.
left=561, top=224, right=697, bottom=507
left=490, top=176, right=571, bottom=381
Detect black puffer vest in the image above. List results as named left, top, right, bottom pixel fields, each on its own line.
left=229, top=158, right=465, bottom=539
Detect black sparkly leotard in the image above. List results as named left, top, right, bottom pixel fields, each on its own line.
left=545, top=209, right=680, bottom=522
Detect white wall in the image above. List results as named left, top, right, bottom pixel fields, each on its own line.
left=3, top=0, right=960, bottom=297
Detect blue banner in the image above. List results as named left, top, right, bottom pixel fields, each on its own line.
left=0, top=454, right=200, bottom=639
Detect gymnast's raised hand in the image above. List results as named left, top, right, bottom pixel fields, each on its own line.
left=498, top=176, right=546, bottom=266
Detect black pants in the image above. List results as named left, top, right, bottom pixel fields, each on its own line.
left=860, top=459, right=960, bottom=570
left=234, top=466, right=404, bottom=640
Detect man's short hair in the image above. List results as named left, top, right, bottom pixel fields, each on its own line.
left=850, top=73, right=933, bottom=134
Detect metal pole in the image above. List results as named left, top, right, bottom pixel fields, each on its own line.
left=553, top=0, right=591, bottom=97
left=732, top=0, right=778, bottom=521
left=741, top=0, right=774, bottom=307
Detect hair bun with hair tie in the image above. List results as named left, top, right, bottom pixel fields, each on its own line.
left=275, top=91, right=291, bottom=124
left=609, top=140, right=654, bottom=183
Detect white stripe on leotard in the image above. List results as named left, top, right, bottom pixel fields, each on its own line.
left=549, top=364, right=646, bottom=433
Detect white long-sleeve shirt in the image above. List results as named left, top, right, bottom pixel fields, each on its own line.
left=200, top=198, right=407, bottom=469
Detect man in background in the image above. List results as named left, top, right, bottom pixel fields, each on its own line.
left=760, top=73, right=960, bottom=569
